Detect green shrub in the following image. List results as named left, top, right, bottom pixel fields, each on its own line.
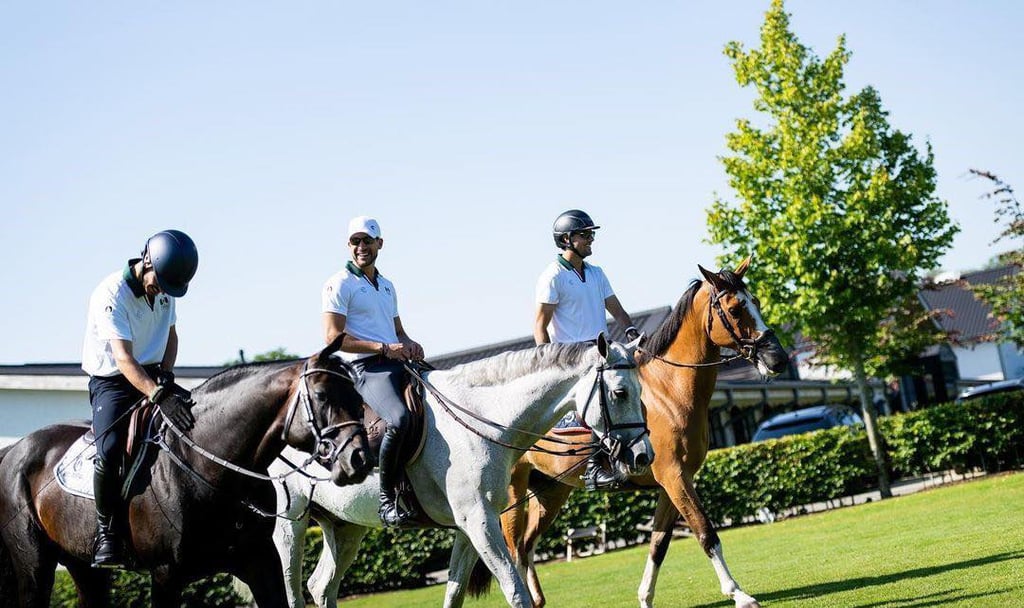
left=49, top=570, right=240, bottom=607
left=48, top=392, right=1024, bottom=601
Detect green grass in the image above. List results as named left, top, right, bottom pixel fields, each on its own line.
left=336, top=472, right=1024, bottom=607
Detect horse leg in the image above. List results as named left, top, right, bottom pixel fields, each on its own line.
left=521, top=479, right=575, bottom=608
left=150, top=569, right=184, bottom=608
left=3, top=525, right=58, bottom=608
left=235, top=540, right=290, bottom=608
left=453, top=504, right=531, bottom=608
left=307, top=520, right=368, bottom=608
left=443, top=531, right=481, bottom=608
left=500, top=461, right=532, bottom=584
left=272, top=481, right=311, bottom=608
left=65, top=561, right=112, bottom=608
left=653, top=473, right=759, bottom=608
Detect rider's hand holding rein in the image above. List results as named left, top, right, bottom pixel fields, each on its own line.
left=149, top=385, right=196, bottom=432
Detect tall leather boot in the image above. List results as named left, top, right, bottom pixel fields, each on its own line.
left=92, top=458, right=126, bottom=568
left=582, top=433, right=621, bottom=491
left=377, top=425, right=416, bottom=527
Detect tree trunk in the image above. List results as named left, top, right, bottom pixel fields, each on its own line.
left=853, top=357, right=892, bottom=498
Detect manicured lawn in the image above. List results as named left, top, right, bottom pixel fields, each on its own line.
left=336, top=472, right=1024, bottom=607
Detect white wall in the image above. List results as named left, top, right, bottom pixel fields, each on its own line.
left=954, top=342, right=1004, bottom=381
left=998, top=343, right=1024, bottom=379
left=0, top=388, right=91, bottom=446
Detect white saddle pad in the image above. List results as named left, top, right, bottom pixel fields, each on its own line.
left=54, top=435, right=97, bottom=500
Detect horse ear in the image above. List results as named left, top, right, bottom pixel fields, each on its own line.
left=734, top=256, right=752, bottom=278
left=698, top=264, right=727, bottom=292
left=319, top=332, right=346, bottom=365
left=626, top=332, right=644, bottom=353
left=596, top=332, right=609, bottom=359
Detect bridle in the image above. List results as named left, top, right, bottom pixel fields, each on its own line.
left=156, top=360, right=366, bottom=518
left=406, top=356, right=649, bottom=459
left=280, top=360, right=365, bottom=467
left=640, top=281, right=776, bottom=369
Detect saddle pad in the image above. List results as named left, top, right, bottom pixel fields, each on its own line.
left=54, top=435, right=97, bottom=500
left=551, top=410, right=591, bottom=435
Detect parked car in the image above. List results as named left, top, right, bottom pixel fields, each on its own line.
left=752, top=404, right=863, bottom=442
left=955, top=377, right=1024, bottom=403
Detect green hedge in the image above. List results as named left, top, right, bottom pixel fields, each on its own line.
left=47, top=392, right=1024, bottom=602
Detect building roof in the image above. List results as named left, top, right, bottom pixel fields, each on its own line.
left=919, top=265, right=1019, bottom=343
left=0, top=305, right=785, bottom=383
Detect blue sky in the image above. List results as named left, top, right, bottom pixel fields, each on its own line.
left=1, top=1, right=1020, bottom=365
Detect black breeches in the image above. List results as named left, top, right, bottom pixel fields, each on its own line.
left=88, top=365, right=160, bottom=466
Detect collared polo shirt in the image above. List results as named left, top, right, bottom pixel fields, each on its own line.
left=322, top=261, right=400, bottom=362
left=535, top=257, right=614, bottom=344
left=82, top=260, right=176, bottom=377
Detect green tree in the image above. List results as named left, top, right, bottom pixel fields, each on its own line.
left=707, top=0, right=958, bottom=496
left=968, top=169, right=1024, bottom=346
left=224, top=347, right=298, bottom=366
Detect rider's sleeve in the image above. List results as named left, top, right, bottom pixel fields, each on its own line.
left=535, top=266, right=559, bottom=305
left=598, top=268, right=614, bottom=300
left=92, top=289, right=132, bottom=342
left=322, top=275, right=349, bottom=315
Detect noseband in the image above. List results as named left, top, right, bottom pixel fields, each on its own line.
left=578, top=360, right=649, bottom=461
left=706, top=284, right=776, bottom=363
left=280, top=361, right=364, bottom=467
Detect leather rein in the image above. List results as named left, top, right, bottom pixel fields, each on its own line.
left=405, top=360, right=649, bottom=459
left=156, top=361, right=364, bottom=518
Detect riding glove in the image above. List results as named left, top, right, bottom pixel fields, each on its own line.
left=156, top=393, right=196, bottom=431
left=156, top=369, right=175, bottom=387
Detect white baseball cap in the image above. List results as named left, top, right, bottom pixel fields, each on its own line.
left=347, top=216, right=381, bottom=240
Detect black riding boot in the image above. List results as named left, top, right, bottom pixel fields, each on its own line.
left=583, top=433, right=621, bottom=491
left=377, top=425, right=416, bottom=527
left=92, top=459, right=126, bottom=569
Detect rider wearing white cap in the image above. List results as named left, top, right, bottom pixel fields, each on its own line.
left=535, top=209, right=639, bottom=490
left=322, top=216, right=425, bottom=526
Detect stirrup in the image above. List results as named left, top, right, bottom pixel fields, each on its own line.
left=378, top=498, right=416, bottom=527
left=92, top=537, right=127, bottom=569
left=583, top=462, right=621, bottom=492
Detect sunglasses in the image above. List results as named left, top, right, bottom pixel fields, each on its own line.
left=349, top=236, right=377, bottom=247
left=573, top=231, right=596, bottom=241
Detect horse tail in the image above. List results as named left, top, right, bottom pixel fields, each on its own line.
left=466, top=558, right=494, bottom=598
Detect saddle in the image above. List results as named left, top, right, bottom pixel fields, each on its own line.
left=54, top=388, right=184, bottom=501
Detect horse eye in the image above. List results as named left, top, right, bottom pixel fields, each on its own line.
left=314, top=390, right=328, bottom=402
left=729, top=305, right=742, bottom=316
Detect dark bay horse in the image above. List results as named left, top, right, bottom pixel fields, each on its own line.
left=498, top=260, right=789, bottom=608
left=0, top=334, right=372, bottom=607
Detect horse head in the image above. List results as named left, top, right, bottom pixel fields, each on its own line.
left=283, top=333, right=373, bottom=485
left=574, top=333, right=653, bottom=478
left=697, top=257, right=790, bottom=376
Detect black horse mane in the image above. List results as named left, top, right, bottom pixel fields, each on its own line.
left=641, top=270, right=747, bottom=359
left=195, top=359, right=300, bottom=394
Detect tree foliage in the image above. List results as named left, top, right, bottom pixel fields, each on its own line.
left=707, top=0, right=958, bottom=378
left=968, top=169, right=1024, bottom=346
left=223, top=347, right=298, bottom=366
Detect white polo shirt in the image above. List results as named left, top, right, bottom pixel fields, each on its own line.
left=535, top=257, right=614, bottom=344
left=82, top=263, right=176, bottom=378
left=322, top=262, right=400, bottom=362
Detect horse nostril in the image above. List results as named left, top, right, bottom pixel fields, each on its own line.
left=350, top=449, right=367, bottom=471
left=635, top=453, right=650, bottom=468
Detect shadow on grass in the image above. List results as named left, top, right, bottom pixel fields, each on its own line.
left=692, top=550, right=1024, bottom=608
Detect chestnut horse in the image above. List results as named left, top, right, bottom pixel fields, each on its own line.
left=497, top=260, right=789, bottom=608
left=0, top=334, right=372, bottom=608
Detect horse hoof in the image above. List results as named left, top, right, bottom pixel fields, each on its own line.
left=733, top=591, right=760, bottom=608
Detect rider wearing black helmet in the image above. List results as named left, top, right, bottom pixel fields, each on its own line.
left=82, top=229, right=199, bottom=568
left=536, top=210, right=641, bottom=490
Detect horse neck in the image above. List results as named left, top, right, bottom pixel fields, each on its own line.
left=435, top=366, right=586, bottom=450
left=641, top=285, right=720, bottom=408
left=185, top=367, right=296, bottom=482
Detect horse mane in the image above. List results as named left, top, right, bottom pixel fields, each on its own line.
left=642, top=271, right=747, bottom=360
left=447, top=342, right=595, bottom=387
left=193, top=359, right=301, bottom=395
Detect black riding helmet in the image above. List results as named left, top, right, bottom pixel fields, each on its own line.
left=552, top=209, right=600, bottom=249
left=144, top=230, right=199, bottom=297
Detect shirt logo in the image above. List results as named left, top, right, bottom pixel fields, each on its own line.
left=104, top=305, right=113, bottom=313
left=384, top=286, right=392, bottom=295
